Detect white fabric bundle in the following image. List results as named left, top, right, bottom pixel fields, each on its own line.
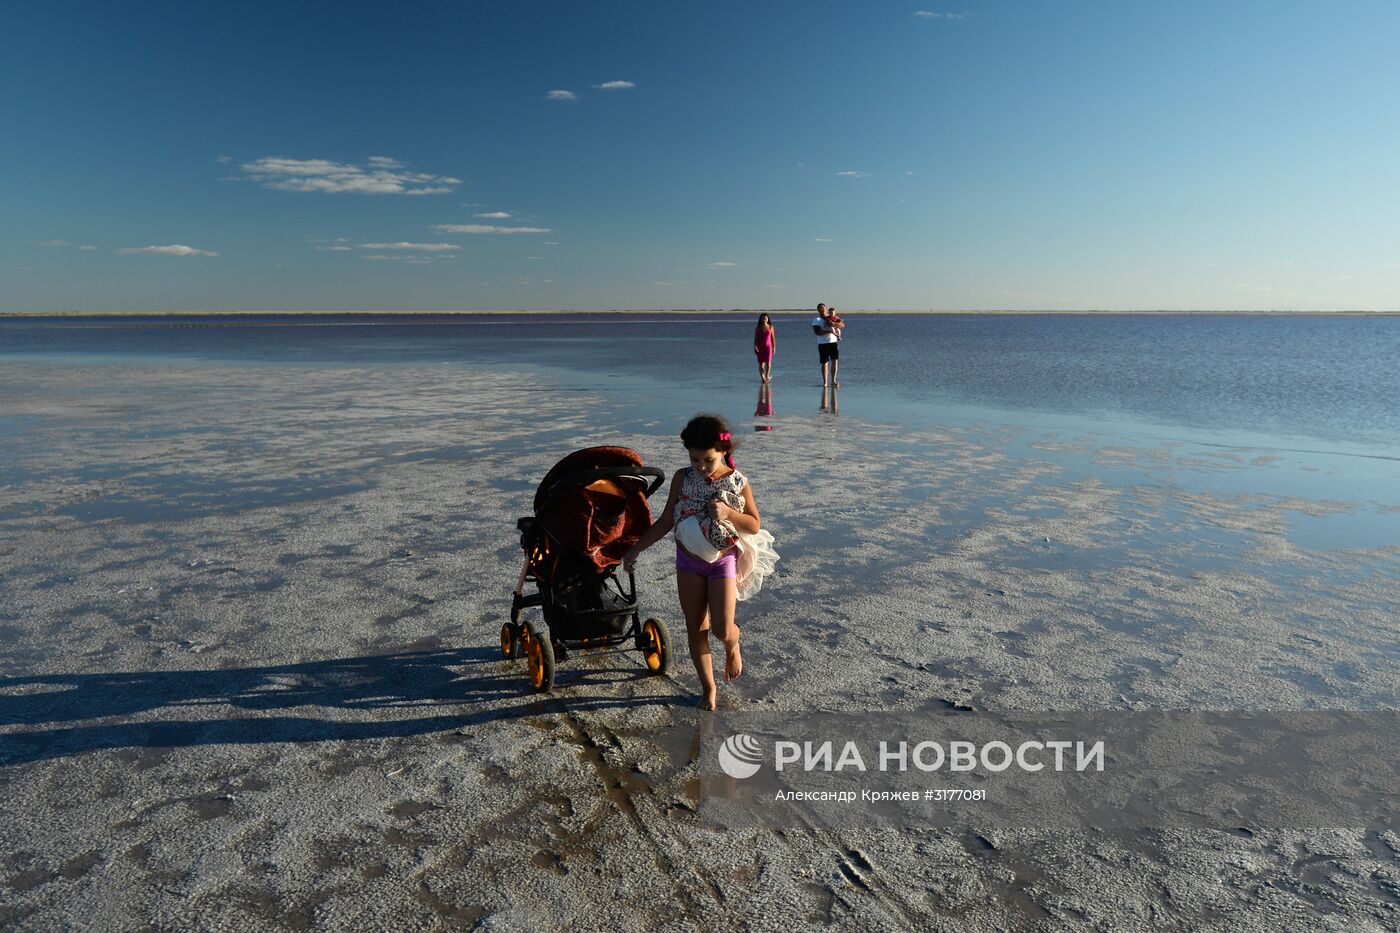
left=674, top=515, right=723, bottom=562
left=675, top=515, right=780, bottom=601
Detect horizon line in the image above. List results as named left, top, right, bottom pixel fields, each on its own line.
left=5, top=308, right=1400, bottom=317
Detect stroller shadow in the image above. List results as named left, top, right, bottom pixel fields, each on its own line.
left=0, top=646, right=684, bottom=766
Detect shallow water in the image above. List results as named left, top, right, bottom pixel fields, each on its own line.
left=5, top=312, right=1399, bottom=453
left=2, top=313, right=1398, bottom=551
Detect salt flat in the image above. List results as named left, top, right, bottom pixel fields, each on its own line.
left=1, top=361, right=1397, bottom=930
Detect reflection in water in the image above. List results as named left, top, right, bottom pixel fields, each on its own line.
left=686, top=710, right=740, bottom=802
left=755, top=383, right=773, bottom=418
left=820, top=385, right=839, bottom=415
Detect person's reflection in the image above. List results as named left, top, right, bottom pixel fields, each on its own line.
left=687, top=711, right=740, bottom=801
left=820, top=384, right=839, bottom=415
left=755, top=382, right=773, bottom=418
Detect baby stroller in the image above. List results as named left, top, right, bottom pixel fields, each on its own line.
left=505, top=446, right=673, bottom=692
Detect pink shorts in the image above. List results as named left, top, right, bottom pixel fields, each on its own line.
left=675, top=545, right=737, bottom=579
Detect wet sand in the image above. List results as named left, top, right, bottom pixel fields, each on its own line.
left=1, top=361, right=1398, bottom=930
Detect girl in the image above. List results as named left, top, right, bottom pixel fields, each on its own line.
left=624, top=414, right=777, bottom=710
left=753, top=313, right=776, bottom=384
left=826, top=306, right=845, bottom=340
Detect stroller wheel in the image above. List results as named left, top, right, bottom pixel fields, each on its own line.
left=524, top=621, right=555, bottom=692
left=500, top=622, right=519, bottom=660
left=640, top=618, right=671, bottom=675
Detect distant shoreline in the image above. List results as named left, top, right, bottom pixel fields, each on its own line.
left=4, top=309, right=1398, bottom=318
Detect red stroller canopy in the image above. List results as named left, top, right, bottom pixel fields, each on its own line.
left=534, top=446, right=660, bottom=575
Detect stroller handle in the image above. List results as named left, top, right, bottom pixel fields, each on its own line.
left=551, top=465, right=667, bottom=499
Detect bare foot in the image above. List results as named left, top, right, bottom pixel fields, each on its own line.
left=698, top=686, right=718, bottom=710
left=723, top=641, right=743, bottom=681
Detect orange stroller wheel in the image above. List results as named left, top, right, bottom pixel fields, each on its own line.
left=640, top=618, right=671, bottom=675
left=524, top=621, right=555, bottom=692
left=500, top=623, right=518, bottom=660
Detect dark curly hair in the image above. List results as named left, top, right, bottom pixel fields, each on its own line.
left=680, top=413, right=738, bottom=468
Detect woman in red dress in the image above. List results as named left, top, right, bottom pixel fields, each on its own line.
left=753, top=313, right=776, bottom=383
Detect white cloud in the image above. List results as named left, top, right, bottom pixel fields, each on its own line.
left=814, top=237, right=834, bottom=242
left=593, top=80, right=636, bottom=90
left=708, top=262, right=738, bottom=269
left=116, top=244, right=219, bottom=257
left=433, top=224, right=552, bottom=235
left=239, top=156, right=460, bottom=195
left=35, top=240, right=69, bottom=247
left=544, top=241, right=560, bottom=246
left=546, top=90, right=578, bottom=101
left=318, top=245, right=353, bottom=251
left=359, top=242, right=460, bottom=251
left=78, top=245, right=99, bottom=251
left=914, top=11, right=970, bottom=20
left=361, top=254, right=448, bottom=264
left=475, top=211, right=512, bottom=219
left=763, top=284, right=785, bottom=289
left=836, top=170, right=870, bottom=178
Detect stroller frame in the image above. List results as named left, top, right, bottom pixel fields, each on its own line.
left=504, top=462, right=673, bottom=692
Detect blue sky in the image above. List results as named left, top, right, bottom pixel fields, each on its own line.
left=4, top=0, right=1399, bottom=312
